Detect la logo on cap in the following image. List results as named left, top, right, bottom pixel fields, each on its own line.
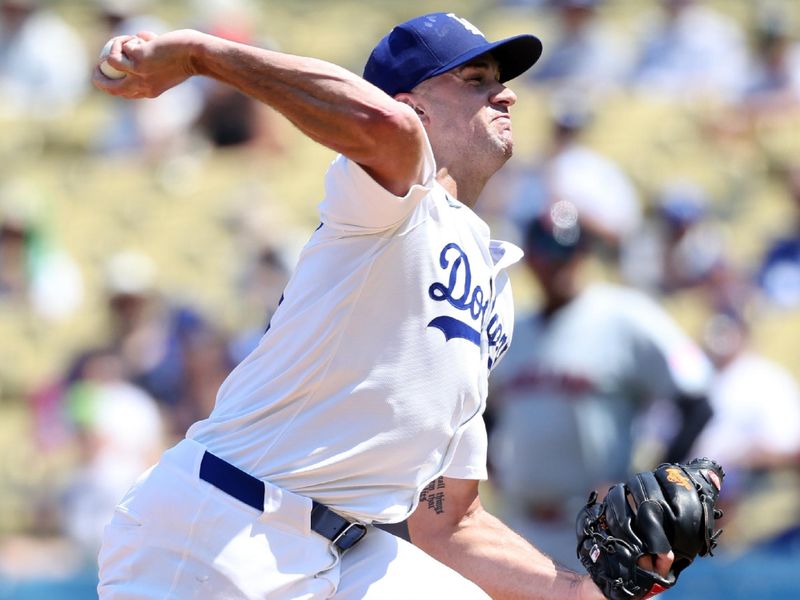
left=447, top=13, right=484, bottom=37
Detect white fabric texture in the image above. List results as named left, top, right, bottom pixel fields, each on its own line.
left=101, top=126, right=522, bottom=597
left=98, top=439, right=491, bottom=599
left=187, top=134, right=521, bottom=524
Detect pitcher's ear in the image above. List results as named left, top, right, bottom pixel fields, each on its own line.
left=395, top=93, right=427, bottom=121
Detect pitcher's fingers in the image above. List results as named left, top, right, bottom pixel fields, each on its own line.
left=637, top=551, right=674, bottom=578
left=108, top=35, right=139, bottom=60
left=653, top=551, right=675, bottom=578
left=135, top=30, right=158, bottom=42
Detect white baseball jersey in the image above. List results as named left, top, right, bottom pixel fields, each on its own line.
left=489, top=283, right=712, bottom=505
left=188, top=133, right=521, bottom=524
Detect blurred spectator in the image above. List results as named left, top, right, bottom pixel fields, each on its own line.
left=0, top=0, right=89, bottom=118
left=529, top=0, right=629, bottom=98
left=97, top=0, right=160, bottom=35
left=700, top=8, right=800, bottom=144
left=487, top=205, right=713, bottom=568
left=228, top=242, right=291, bottom=364
left=694, top=310, right=800, bottom=475
left=59, top=348, right=165, bottom=556
left=757, top=164, right=800, bottom=309
left=621, top=180, right=725, bottom=295
left=506, top=98, right=642, bottom=250
left=189, top=0, right=287, bottom=154
left=739, top=7, right=800, bottom=115
left=194, top=81, right=287, bottom=154
left=169, top=326, right=235, bottom=436
left=629, top=0, right=749, bottom=103
left=187, top=0, right=264, bottom=44
left=495, top=0, right=548, bottom=7
left=92, top=0, right=204, bottom=160
left=0, top=180, right=84, bottom=320
left=221, top=189, right=296, bottom=362
left=100, top=250, right=222, bottom=430
left=691, top=310, right=800, bottom=552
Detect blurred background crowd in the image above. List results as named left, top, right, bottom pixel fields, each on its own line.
left=1, top=0, right=799, bottom=598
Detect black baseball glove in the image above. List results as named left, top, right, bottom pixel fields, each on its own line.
left=576, top=458, right=724, bottom=600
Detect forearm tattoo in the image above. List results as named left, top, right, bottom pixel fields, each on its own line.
left=419, top=476, right=446, bottom=514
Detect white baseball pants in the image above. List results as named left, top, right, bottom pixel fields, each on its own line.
left=97, top=438, right=489, bottom=599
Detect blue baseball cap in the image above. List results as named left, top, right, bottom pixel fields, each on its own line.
left=363, top=12, right=543, bottom=96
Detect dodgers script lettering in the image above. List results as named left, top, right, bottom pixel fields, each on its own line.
left=428, top=243, right=489, bottom=321
left=427, top=242, right=510, bottom=368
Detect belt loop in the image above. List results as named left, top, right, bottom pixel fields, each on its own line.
left=199, top=451, right=265, bottom=512
left=197, top=450, right=366, bottom=552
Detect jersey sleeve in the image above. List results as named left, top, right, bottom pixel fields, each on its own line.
left=625, top=291, right=713, bottom=400
left=442, top=416, right=488, bottom=481
left=317, top=130, right=436, bottom=231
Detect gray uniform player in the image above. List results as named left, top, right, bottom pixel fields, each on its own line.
left=91, top=13, right=674, bottom=600
left=489, top=212, right=714, bottom=569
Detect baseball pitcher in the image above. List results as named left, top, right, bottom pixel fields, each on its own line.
left=92, top=11, right=721, bottom=600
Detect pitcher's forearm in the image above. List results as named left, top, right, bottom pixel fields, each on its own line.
left=94, top=30, right=424, bottom=193
left=188, top=34, right=418, bottom=161
left=413, top=507, right=601, bottom=600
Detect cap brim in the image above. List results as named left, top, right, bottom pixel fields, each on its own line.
left=430, top=34, right=543, bottom=84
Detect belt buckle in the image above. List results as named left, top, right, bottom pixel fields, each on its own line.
left=331, top=522, right=367, bottom=552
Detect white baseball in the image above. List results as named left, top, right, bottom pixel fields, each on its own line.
left=99, top=38, right=136, bottom=79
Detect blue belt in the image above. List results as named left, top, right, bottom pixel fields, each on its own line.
left=199, top=450, right=367, bottom=552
